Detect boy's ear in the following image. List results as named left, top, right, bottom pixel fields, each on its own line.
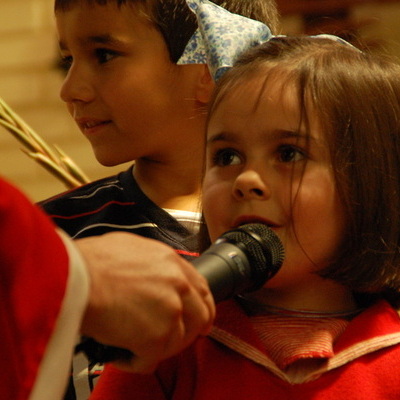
left=195, top=65, right=215, bottom=104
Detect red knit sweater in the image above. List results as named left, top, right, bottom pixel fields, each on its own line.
left=91, top=299, right=400, bottom=399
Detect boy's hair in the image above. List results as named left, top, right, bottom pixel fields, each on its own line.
left=54, top=0, right=280, bottom=63
left=209, top=37, right=400, bottom=302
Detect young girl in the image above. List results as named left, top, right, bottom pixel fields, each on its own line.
left=92, top=37, right=400, bottom=399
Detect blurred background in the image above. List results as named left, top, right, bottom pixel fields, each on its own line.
left=1, top=0, right=400, bottom=202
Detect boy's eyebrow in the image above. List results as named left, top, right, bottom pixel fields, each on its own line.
left=59, top=34, right=127, bottom=50
left=86, top=34, right=124, bottom=46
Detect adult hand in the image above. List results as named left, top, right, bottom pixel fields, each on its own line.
left=75, top=232, right=215, bottom=373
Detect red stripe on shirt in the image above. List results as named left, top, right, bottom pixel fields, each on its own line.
left=175, top=249, right=200, bottom=257
left=47, top=201, right=136, bottom=220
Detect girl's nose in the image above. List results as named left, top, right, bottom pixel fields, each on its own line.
left=232, top=170, right=271, bottom=201
left=59, top=66, right=94, bottom=104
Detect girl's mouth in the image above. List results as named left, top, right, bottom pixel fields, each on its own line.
left=233, top=216, right=278, bottom=229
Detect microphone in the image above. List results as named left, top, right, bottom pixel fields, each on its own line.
left=192, top=223, right=284, bottom=302
left=76, top=223, right=284, bottom=363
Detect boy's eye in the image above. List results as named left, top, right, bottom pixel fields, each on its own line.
left=212, top=148, right=241, bottom=166
left=58, top=55, right=73, bottom=72
left=278, top=145, right=305, bottom=163
left=95, top=48, right=118, bottom=64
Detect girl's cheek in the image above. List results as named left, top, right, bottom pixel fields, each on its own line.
left=202, top=186, right=228, bottom=240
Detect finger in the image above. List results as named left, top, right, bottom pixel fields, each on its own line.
left=178, top=262, right=217, bottom=328
left=181, top=269, right=216, bottom=336
left=199, top=290, right=216, bottom=335
left=160, top=287, right=214, bottom=359
left=124, top=293, right=187, bottom=368
left=124, top=316, right=185, bottom=373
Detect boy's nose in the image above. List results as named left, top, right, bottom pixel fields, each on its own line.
left=232, top=170, right=271, bottom=201
left=59, top=66, right=94, bottom=104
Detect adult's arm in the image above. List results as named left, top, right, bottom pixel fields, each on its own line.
left=0, top=177, right=215, bottom=400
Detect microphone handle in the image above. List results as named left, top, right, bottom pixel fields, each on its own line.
left=76, top=242, right=250, bottom=363
left=192, top=241, right=251, bottom=303
left=77, top=221, right=283, bottom=364
left=75, top=337, right=133, bottom=363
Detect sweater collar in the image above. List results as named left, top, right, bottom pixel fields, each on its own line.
left=210, top=299, right=400, bottom=383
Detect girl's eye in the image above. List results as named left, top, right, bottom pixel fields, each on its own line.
left=95, top=48, right=118, bottom=64
left=212, top=148, right=242, bottom=166
left=278, top=145, right=305, bottom=163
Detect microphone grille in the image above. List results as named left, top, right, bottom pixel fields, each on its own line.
left=222, top=223, right=284, bottom=290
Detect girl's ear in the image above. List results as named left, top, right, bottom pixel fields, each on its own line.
left=195, top=65, right=215, bottom=104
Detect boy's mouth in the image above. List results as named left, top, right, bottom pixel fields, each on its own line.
left=84, top=121, right=104, bottom=129
left=76, top=118, right=112, bottom=132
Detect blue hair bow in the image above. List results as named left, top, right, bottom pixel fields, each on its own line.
left=177, top=0, right=272, bottom=80
left=178, top=0, right=357, bottom=81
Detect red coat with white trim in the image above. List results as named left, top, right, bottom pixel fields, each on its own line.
left=0, top=178, right=71, bottom=400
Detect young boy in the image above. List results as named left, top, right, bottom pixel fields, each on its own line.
left=43, top=0, right=279, bottom=232
left=40, top=0, right=279, bottom=398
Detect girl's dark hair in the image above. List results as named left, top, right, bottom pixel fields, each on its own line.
left=54, top=0, right=280, bottom=63
left=209, top=36, right=400, bottom=302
